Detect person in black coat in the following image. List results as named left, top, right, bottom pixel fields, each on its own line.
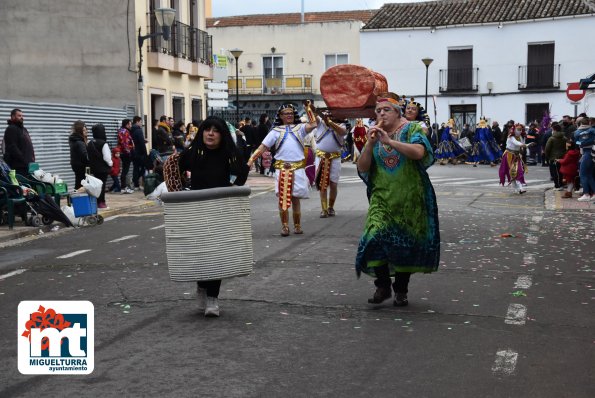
left=3, top=108, right=35, bottom=176
left=68, top=120, right=89, bottom=189
left=87, top=124, right=113, bottom=208
left=179, top=116, right=249, bottom=317
left=130, top=116, right=147, bottom=189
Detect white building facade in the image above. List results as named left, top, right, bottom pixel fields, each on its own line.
left=361, top=0, right=595, bottom=129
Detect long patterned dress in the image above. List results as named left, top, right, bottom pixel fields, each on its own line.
left=469, top=127, right=503, bottom=163
left=356, top=122, right=440, bottom=277
left=434, top=126, right=466, bottom=160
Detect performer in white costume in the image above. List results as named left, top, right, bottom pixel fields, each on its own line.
left=248, top=103, right=318, bottom=236
left=313, top=114, right=347, bottom=217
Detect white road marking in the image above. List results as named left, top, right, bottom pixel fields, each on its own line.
left=431, top=177, right=475, bottom=183
left=56, top=249, right=92, bottom=259
left=531, top=215, right=543, bottom=223
left=103, top=215, right=120, bottom=222
left=514, top=275, right=533, bottom=289
left=492, top=349, right=519, bottom=375
left=526, top=234, right=538, bottom=244
left=150, top=224, right=165, bottom=230
left=523, top=253, right=535, bottom=264
left=442, top=178, right=497, bottom=185
left=0, top=269, right=27, bottom=280
left=108, top=235, right=139, bottom=243
left=505, top=303, right=527, bottom=325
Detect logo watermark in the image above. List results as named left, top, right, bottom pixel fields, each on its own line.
left=18, top=301, right=94, bottom=375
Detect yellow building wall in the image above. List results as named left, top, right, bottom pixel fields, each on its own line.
left=136, top=0, right=209, bottom=124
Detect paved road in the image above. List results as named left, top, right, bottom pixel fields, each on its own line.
left=0, top=164, right=593, bottom=397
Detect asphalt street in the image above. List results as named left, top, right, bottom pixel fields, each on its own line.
left=0, top=163, right=593, bottom=397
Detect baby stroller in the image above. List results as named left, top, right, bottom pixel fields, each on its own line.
left=0, top=159, right=73, bottom=228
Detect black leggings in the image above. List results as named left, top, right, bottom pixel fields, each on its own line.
left=374, top=265, right=411, bottom=294
left=73, top=167, right=86, bottom=190
left=197, top=280, right=221, bottom=298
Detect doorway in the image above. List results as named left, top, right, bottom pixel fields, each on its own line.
left=450, top=104, right=477, bottom=132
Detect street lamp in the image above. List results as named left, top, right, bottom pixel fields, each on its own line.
left=421, top=58, right=433, bottom=111
left=230, top=48, right=243, bottom=127
left=137, top=8, right=176, bottom=123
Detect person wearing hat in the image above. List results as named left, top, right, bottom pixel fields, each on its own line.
left=248, top=103, right=318, bottom=236
left=312, top=112, right=347, bottom=218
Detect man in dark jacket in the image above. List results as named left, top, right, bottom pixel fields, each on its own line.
left=3, top=108, right=35, bottom=175
left=131, top=116, right=147, bottom=190
left=152, top=115, right=174, bottom=156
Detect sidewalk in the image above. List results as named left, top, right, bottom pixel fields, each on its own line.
left=0, top=173, right=275, bottom=244
left=545, top=188, right=595, bottom=211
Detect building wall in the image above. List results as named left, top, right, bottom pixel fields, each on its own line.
left=138, top=0, right=208, bottom=124
left=0, top=0, right=137, bottom=109
left=361, top=16, right=595, bottom=124
left=208, top=20, right=364, bottom=94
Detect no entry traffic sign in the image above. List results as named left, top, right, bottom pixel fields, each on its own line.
left=566, top=82, right=586, bottom=102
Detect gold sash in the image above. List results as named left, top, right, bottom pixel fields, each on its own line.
left=274, top=159, right=306, bottom=210
left=315, top=150, right=341, bottom=191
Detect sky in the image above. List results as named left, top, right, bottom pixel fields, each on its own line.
left=212, top=0, right=429, bottom=17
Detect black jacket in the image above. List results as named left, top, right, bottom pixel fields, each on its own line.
left=152, top=124, right=174, bottom=154
left=87, top=124, right=111, bottom=175
left=3, top=120, right=35, bottom=171
left=131, top=124, right=147, bottom=158
left=69, top=133, right=89, bottom=170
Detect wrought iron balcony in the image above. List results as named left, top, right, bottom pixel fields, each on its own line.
left=228, top=74, right=314, bottom=95
left=147, top=13, right=212, bottom=66
left=518, top=64, right=560, bottom=90
left=439, top=67, right=479, bottom=92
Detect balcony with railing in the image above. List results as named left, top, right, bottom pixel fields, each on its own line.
left=439, top=67, right=479, bottom=93
left=146, top=13, right=213, bottom=78
left=518, top=64, right=560, bottom=90
left=228, top=75, right=314, bottom=95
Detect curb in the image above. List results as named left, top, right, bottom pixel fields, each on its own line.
left=0, top=200, right=157, bottom=244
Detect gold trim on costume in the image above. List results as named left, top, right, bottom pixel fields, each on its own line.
left=315, top=150, right=341, bottom=191
left=275, top=159, right=306, bottom=211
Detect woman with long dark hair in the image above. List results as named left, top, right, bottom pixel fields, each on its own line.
left=68, top=120, right=89, bottom=189
left=179, top=116, right=249, bottom=317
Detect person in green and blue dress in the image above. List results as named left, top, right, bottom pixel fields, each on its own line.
left=356, top=92, right=440, bottom=307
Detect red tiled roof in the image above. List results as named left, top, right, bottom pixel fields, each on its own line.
left=207, top=10, right=377, bottom=28
left=363, top=0, right=594, bottom=30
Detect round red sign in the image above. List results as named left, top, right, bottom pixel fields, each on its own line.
left=566, top=82, right=586, bottom=102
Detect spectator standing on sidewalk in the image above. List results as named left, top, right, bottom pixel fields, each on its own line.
left=544, top=123, right=567, bottom=190
left=153, top=115, right=174, bottom=158
left=178, top=116, right=249, bottom=317
left=171, top=120, right=186, bottom=152
left=3, top=108, right=35, bottom=176
left=557, top=141, right=581, bottom=199
left=108, top=147, right=121, bottom=192
left=68, top=120, right=89, bottom=190
left=87, top=124, right=113, bottom=208
left=117, top=119, right=134, bottom=194
left=574, top=117, right=595, bottom=201
left=130, top=116, right=147, bottom=190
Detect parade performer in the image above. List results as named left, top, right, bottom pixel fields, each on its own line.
left=178, top=116, right=249, bottom=317
left=499, top=123, right=528, bottom=194
left=303, top=128, right=316, bottom=186
left=403, top=98, right=431, bottom=135
left=248, top=103, right=318, bottom=236
left=352, top=119, right=368, bottom=162
left=434, top=118, right=465, bottom=165
left=469, top=118, right=502, bottom=166
left=356, top=92, right=440, bottom=307
left=313, top=112, right=347, bottom=217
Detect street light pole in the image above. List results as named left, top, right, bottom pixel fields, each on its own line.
left=230, top=49, right=243, bottom=127
left=421, top=58, right=433, bottom=112
left=137, top=8, right=176, bottom=124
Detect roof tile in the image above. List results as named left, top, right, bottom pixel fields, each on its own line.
left=207, top=10, right=376, bottom=28
left=363, top=0, right=593, bottom=29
